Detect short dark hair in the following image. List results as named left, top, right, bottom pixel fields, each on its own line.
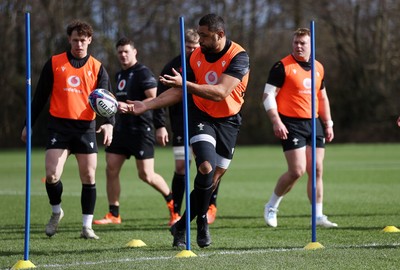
left=116, top=37, right=135, bottom=49
left=66, top=20, right=93, bottom=37
left=199, top=14, right=225, bottom=32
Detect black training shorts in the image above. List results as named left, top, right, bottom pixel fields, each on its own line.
left=105, top=129, right=155, bottom=160
left=189, top=108, right=242, bottom=160
left=46, top=130, right=98, bottom=154
left=279, top=114, right=325, bottom=152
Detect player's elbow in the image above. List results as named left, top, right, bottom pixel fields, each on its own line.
left=213, top=87, right=231, bottom=101
left=212, top=95, right=226, bottom=102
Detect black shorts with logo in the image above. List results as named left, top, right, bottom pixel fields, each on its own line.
left=46, top=130, right=98, bottom=154
left=171, top=125, right=185, bottom=147
left=189, top=107, right=242, bottom=160
left=279, top=114, right=325, bottom=152
left=105, top=129, right=155, bottom=160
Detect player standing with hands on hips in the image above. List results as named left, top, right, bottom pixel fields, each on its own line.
left=262, top=28, right=337, bottom=228
left=122, top=14, right=250, bottom=248
left=21, top=20, right=114, bottom=239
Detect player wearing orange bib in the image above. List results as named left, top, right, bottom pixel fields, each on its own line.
left=21, top=20, right=114, bottom=239
left=154, top=29, right=201, bottom=227
left=123, top=14, right=250, bottom=248
left=262, top=28, right=337, bottom=228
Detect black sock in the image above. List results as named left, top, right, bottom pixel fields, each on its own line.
left=175, top=190, right=197, bottom=231
left=109, top=205, right=119, bottom=217
left=209, top=181, right=221, bottom=206
left=81, top=184, right=96, bottom=215
left=176, top=186, right=213, bottom=231
left=171, top=173, right=185, bottom=214
left=196, top=214, right=208, bottom=228
left=46, top=180, right=63, bottom=205
left=164, top=192, right=173, bottom=202
left=195, top=185, right=214, bottom=218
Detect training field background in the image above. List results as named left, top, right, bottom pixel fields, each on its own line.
left=1, top=144, right=399, bottom=269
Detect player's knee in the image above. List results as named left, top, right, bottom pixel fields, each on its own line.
left=194, top=161, right=215, bottom=190
left=194, top=173, right=214, bottom=190
left=175, top=163, right=186, bottom=175
left=46, top=175, right=59, bottom=184
left=198, top=161, right=213, bottom=175
left=138, top=171, right=152, bottom=183
left=138, top=173, right=148, bottom=182
left=315, top=165, right=323, bottom=177
left=289, top=167, right=305, bottom=179
left=78, top=170, right=96, bottom=184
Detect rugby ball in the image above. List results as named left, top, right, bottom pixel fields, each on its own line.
left=88, top=88, right=118, bottom=117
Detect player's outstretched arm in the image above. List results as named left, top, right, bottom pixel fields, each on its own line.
left=123, top=88, right=182, bottom=115
left=121, top=100, right=147, bottom=115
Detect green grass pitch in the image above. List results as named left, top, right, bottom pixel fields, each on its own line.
left=1, top=144, right=400, bottom=269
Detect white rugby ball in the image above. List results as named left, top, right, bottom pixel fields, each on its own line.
left=88, top=88, right=118, bottom=117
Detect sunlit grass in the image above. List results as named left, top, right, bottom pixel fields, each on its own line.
left=1, top=144, right=400, bottom=269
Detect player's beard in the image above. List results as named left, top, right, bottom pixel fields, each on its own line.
left=200, top=46, right=212, bottom=54
left=200, top=38, right=219, bottom=54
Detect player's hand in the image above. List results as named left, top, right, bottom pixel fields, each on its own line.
left=118, top=101, right=139, bottom=114
left=159, top=68, right=182, bottom=88
left=273, top=121, right=289, bottom=140
left=156, top=127, right=169, bottom=146
left=97, top=123, right=113, bottom=146
left=397, top=116, right=400, bottom=127
left=325, top=127, right=334, bottom=143
left=117, top=101, right=130, bottom=114
left=120, top=100, right=147, bottom=115
left=21, top=126, right=27, bottom=143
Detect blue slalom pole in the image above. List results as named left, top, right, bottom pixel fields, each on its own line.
left=24, top=11, right=32, bottom=261
left=179, top=16, right=192, bottom=251
left=310, top=21, right=317, bottom=243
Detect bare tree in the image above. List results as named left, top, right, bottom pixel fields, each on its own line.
left=1, top=0, right=400, bottom=147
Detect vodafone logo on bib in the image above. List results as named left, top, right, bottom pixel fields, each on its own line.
left=205, top=71, right=218, bottom=85
left=303, top=78, right=311, bottom=89
left=67, top=76, right=81, bottom=87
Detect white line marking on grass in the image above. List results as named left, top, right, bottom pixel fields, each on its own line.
left=36, top=256, right=174, bottom=269
left=21, top=243, right=400, bottom=269
left=343, top=242, right=400, bottom=249
left=0, top=190, right=45, bottom=196
left=0, top=190, right=84, bottom=196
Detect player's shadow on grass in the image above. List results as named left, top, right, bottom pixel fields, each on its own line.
left=207, top=214, right=390, bottom=231
left=220, top=211, right=397, bottom=220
